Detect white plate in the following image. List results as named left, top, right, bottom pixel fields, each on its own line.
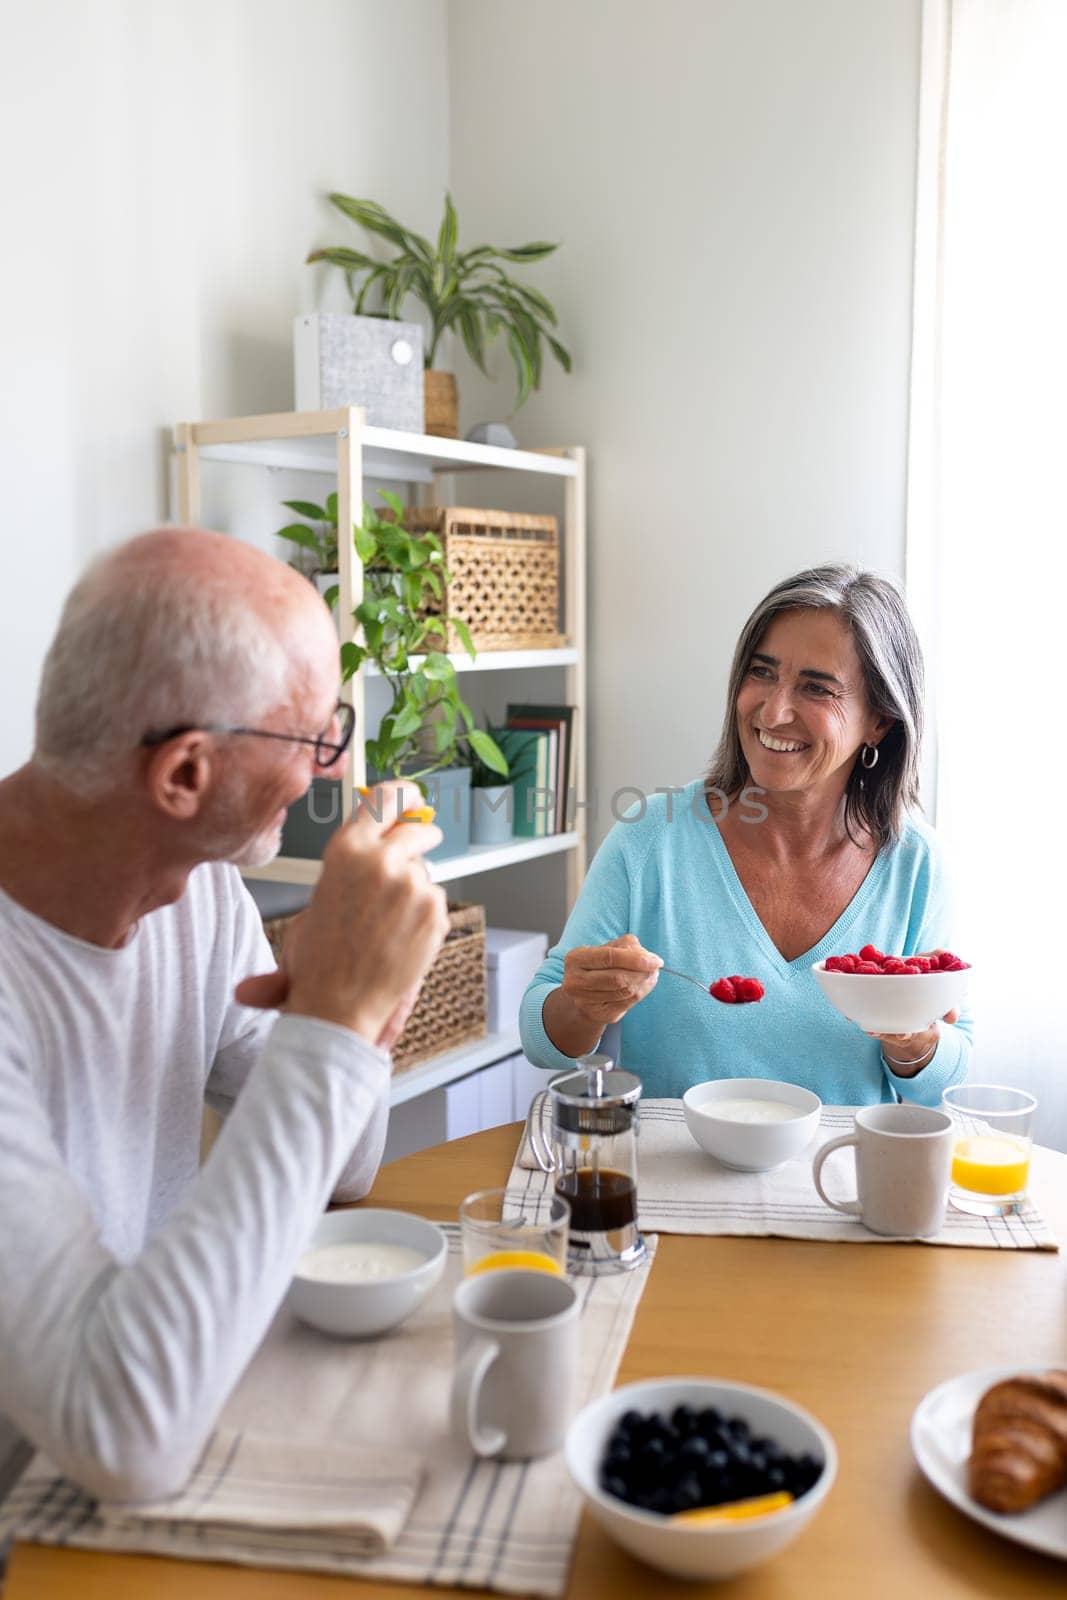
left=911, top=1366, right=1067, bottom=1561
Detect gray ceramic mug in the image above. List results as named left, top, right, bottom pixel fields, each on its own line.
left=451, top=1268, right=579, bottom=1459
left=812, top=1103, right=954, bottom=1237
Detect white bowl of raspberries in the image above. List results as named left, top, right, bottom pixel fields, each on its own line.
left=565, top=1376, right=837, bottom=1580
left=812, top=945, right=971, bottom=1036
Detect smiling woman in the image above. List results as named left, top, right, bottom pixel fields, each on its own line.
left=520, top=564, right=972, bottom=1107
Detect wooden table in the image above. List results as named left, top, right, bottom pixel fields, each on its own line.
left=10, top=1124, right=1067, bottom=1599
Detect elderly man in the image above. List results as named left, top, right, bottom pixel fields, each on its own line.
left=0, top=528, right=448, bottom=1504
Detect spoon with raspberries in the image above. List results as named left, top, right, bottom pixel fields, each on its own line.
left=660, top=968, right=765, bottom=1005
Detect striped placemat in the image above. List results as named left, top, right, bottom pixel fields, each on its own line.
left=0, top=1225, right=656, bottom=1596
left=511, top=1101, right=1057, bottom=1251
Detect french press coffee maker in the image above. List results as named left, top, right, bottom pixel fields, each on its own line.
left=528, top=1054, right=646, bottom=1275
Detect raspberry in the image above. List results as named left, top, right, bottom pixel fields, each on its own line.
left=824, top=947, right=969, bottom=976
left=734, top=977, right=765, bottom=1003
left=728, top=976, right=745, bottom=986
left=710, top=978, right=737, bottom=1003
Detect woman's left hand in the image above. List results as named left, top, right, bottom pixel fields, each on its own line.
left=866, top=948, right=960, bottom=1076
left=868, top=1008, right=960, bottom=1076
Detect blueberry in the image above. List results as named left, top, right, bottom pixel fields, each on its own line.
left=767, top=1465, right=788, bottom=1491
left=700, top=1472, right=730, bottom=1505
left=618, top=1409, right=644, bottom=1436
left=673, top=1474, right=703, bottom=1511
left=706, top=1448, right=729, bottom=1473
left=748, top=1450, right=768, bottom=1475
left=648, top=1488, right=673, bottom=1515
left=792, top=1454, right=823, bottom=1494
left=605, top=1445, right=632, bottom=1472
left=679, top=1435, right=710, bottom=1465
left=696, top=1406, right=724, bottom=1433
left=671, top=1403, right=698, bottom=1436
left=635, top=1440, right=667, bottom=1479
left=726, top=1415, right=750, bottom=1439
left=602, top=1474, right=628, bottom=1501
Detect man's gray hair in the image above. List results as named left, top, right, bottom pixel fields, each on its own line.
left=35, top=551, right=291, bottom=796
left=707, top=563, right=925, bottom=848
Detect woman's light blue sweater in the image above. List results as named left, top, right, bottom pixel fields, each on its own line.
left=520, top=779, right=972, bottom=1106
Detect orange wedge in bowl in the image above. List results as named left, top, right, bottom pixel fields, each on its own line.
left=671, top=1491, right=793, bottom=1524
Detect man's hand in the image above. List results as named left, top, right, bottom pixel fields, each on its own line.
left=234, top=783, right=448, bottom=1046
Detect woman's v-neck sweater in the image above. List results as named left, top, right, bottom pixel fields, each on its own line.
left=520, top=780, right=972, bottom=1105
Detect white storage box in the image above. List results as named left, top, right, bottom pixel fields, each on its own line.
left=486, top=927, right=549, bottom=1034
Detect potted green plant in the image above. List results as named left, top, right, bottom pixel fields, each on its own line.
left=463, top=723, right=536, bottom=848
left=274, top=496, right=339, bottom=606
left=307, top=192, right=571, bottom=437
left=273, top=491, right=508, bottom=861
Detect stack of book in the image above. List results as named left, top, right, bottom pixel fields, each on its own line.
left=495, top=703, right=577, bottom=838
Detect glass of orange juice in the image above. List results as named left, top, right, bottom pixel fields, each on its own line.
left=942, top=1084, right=1037, bottom=1217
left=459, top=1188, right=570, bottom=1277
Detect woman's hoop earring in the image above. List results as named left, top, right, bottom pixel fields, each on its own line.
left=860, top=744, right=879, bottom=770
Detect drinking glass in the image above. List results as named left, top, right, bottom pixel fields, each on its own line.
left=459, top=1188, right=570, bottom=1277
left=941, top=1084, right=1037, bottom=1217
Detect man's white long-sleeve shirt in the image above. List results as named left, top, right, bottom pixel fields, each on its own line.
left=0, top=864, right=389, bottom=1500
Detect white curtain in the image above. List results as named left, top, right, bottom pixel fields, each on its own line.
left=908, top=0, right=1067, bottom=1150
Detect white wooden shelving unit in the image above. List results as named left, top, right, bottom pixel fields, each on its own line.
left=173, top=408, right=585, bottom=1111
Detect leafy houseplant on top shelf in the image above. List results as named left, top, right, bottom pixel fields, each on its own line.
left=274, top=491, right=508, bottom=862
left=307, top=192, right=571, bottom=438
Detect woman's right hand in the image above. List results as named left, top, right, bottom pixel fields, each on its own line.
left=561, top=934, right=663, bottom=1025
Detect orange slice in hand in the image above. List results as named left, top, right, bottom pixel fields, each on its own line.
left=671, top=1491, right=793, bottom=1524
left=356, top=786, right=436, bottom=826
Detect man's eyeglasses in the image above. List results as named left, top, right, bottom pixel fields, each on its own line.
left=140, top=700, right=356, bottom=769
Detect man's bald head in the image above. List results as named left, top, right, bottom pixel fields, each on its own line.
left=35, top=527, right=338, bottom=797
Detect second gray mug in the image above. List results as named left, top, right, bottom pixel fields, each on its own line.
left=812, top=1103, right=954, bottom=1237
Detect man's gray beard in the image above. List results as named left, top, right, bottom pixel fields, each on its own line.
left=198, top=770, right=287, bottom=869
left=225, top=824, right=285, bottom=869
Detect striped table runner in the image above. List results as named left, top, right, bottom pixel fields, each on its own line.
left=511, top=1101, right=1057, bottom=1251
left=0, top=1225, right=656, bottom=1596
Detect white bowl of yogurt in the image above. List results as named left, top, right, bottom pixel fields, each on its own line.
left=291, top=1208, right=447, bottom=1338
left=682, top=1079, right=822, bottom=1172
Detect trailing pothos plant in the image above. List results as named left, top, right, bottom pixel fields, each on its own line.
left=274, top=496, right=339, bottom=582
left=272, top=490, right=508, bottom=785
left=307, top=192, right=571, bottom=411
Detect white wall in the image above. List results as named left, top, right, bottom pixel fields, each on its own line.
left=0, top=0, right=449, bottom=774
left=446, top=0, right=922, bottom=850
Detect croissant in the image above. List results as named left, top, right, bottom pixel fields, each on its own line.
left=968, top=1371, right=1067, bottom=1513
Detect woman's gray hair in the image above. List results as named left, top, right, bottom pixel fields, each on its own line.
left=707, top=564, right=925, bottom=848
left=35, top=551, right=291, bottom=797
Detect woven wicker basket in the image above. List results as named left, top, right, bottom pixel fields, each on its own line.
left=390, top=506, right=565, bottom=652
left=261, top=901, right=488, bottom=1074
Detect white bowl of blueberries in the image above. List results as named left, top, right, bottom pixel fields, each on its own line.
left=565, top=1376, right=836, bottom=1580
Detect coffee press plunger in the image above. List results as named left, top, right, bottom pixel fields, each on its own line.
left=528, top=1053, right=646, bottom=1275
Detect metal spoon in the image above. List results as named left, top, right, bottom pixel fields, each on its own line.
left=659, top=966, right=712, bottom=995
